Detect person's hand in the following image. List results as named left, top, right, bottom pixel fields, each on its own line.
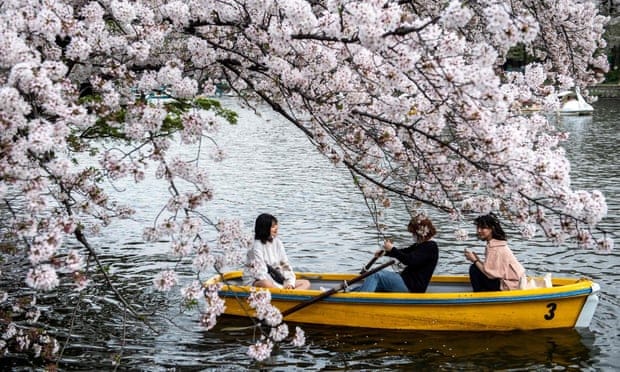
left=383, top=239, right=393, bottom=252
left=284, top=283, right=295, bottom=289
left=374, top=249, right=384, bottom=257
left=464, top=248, right=478, bottom=263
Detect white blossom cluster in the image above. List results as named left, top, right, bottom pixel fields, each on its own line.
left=245, top=288, right=306, bottom=359
left=199, top=283, right=226, bottom=331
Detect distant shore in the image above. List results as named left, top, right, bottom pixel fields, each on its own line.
left=588, top=83, right=620, bottom=98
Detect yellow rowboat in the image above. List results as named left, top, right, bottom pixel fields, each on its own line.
left=206, top=271, right=600, bottom=331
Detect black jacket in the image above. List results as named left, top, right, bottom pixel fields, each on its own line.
left=385, top=240, right=438, bottom=292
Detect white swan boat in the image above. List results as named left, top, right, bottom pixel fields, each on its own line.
left=558, top=87, right=594, bottom=115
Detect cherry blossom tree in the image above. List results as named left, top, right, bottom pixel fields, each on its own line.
left=0, top=0, right=613, bottom=366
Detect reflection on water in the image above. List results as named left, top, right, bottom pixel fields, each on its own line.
left=2, top=98, right=618, bottom=370
left=558, top=114, right=593, bottom=129
left=308, top=328, right=595, bottom=370
left=211, top=317, right=597, bottom=370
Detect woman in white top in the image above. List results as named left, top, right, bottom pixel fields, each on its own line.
left=243, top=213, right=311, bottom=290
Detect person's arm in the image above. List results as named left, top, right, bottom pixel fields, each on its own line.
left=248, top=244, right=270, bottom=281
left=275, top=238, right=297, bottom=289
left=483, top=242, right=523, bottom=282
left=387, top=241, right=435, bottom=268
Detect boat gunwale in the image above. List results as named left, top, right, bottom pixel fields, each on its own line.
left=207, top=271, right=596, bottom=305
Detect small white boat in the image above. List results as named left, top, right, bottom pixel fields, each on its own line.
left=558, top=87, right=593, bottom=115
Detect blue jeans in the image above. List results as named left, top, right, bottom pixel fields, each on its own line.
left=353, top=271, right=409, bottom=292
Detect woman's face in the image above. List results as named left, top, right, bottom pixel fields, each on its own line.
left=411, top=223, right=430, bottom=242
left=476, top=225, right=492, bottom=241
left=412, top=232, right=422, bottom=243
left=270, top=222, right=279, bottom=238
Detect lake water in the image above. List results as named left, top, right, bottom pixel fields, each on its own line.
left=3, top=99, right=619, bottom=371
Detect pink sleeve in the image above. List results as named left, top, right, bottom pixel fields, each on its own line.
left=482, top=240, right=525, bottom=290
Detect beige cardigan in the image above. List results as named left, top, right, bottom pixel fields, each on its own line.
left=481, top=239, right=526, bottom=290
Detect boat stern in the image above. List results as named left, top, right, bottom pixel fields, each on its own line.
left=574, top=282, right=600, bottom=328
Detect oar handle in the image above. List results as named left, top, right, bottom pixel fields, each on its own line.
left=360, top=250, right=386, bottom=274
left=281, top=259, right=396, bottom=318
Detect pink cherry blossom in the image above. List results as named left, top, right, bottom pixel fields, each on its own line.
left=291, top=326, right=306, bottom=347
left=25, top=265, right=59, bottom=291
left=153, top=270, right=178, bottom=292
left=247, top=338, right=274, bottom=361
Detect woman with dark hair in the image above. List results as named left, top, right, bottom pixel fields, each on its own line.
left=243, top=213, right=311, bottom=290
left=353, top=215, right=439, bottom=293
left=464, top=213, right=525, bottom=291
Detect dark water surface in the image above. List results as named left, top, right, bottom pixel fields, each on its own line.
left=3, top=99, right=619, bottom=371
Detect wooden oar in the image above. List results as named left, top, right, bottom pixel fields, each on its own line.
left=220, top=259, right=395, bottom=332
left=359, top=250, right=386, bottom=274
left=281, top=259, right=395, bottom=318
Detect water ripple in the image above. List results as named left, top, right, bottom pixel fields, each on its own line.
left=2, top=98, right=618, bottom=370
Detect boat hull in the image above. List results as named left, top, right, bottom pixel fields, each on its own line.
left=207, top=272, right=599, bottom=331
